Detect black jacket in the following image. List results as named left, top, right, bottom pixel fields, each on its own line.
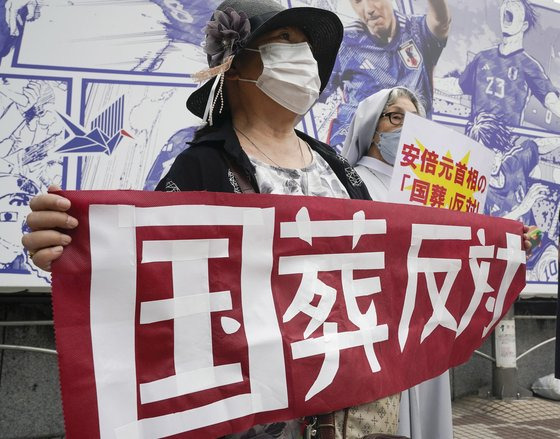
left=156, top=118, right=371, bottom=201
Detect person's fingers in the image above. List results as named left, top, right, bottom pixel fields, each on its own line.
left=48, top=184, right=62, bottom=192
left=26, top=210, right=78, bottom=231
left=29, top=192, right=71, bottom=212
left=22, top=230, right=71, bottom=253
left=30, top=246, right=64, bottom=272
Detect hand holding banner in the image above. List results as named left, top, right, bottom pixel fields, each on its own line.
left=52, top=190, right=526, bottom=438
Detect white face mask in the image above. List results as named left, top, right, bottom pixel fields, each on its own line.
left=239, top=42, right=321, bottom=115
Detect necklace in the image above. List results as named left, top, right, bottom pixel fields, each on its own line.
left=234, top=126, right=311, bottom=195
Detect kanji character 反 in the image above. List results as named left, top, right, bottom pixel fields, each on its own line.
left=451, top=192, right=466, bottom=211
left=398, top=224, right=472, bottom=351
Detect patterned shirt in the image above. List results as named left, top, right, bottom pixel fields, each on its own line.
left=459, top=47, right=557, bottom=126
left=249, top=149, right=350, bottom=199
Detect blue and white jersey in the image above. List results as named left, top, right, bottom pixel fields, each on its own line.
left=459, top=47, right=557, bottom=126
left=323, top=12, right=446, bottom=148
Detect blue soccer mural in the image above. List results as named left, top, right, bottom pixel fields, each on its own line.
left=0, top=0, right=557, bottom=294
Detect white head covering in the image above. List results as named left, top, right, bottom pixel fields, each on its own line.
left=342, top=87, right=425, bottom=166
left=341, top=88, right=393, bottom=166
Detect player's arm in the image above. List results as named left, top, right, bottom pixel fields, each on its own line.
left=503, top=183, right=547, bottom=221
left=544, top=92, right=560, bottom=119
left=426, top=0, right=451, bottom=40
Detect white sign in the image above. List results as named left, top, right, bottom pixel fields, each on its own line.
left=388, top=113, right=495, bottom=214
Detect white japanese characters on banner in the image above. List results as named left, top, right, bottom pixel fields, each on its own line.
left=387, top=113, right=495, bottom=213
left=52, top=190, right=527, bottom=439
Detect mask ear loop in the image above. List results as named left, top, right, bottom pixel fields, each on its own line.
left=370, top=130, right=380, bottom=148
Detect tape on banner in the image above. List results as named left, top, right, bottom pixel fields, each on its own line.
left=140, top=291, right=232, bottom=324
left=341, top=262, right=383, bottom=295
left=295, top=207, right=312, bottom=245
left=352, top=211, right=365, bottom=249
left=281, top=208, right=386, bottom=245
left=142, top=239, right=229, bottom=263
left=115, top=421, right=141, bottom=439
left=456, top=259, right=493, bottom=337
left=116, top=394, right=259, bottom=439
left=243, top=208, right=265, bottom=226
left=411, top=224, right=472, bottom=241
left=414, top=257, right=462, bottom=273
left=118, top=205, right=136, bottom=228
left=250, top=392, right=264, bottom=413
left=279, top=252, right=384, bottom=274
left=351, top=276, right=381, bottom=297
left=486, top=296, right=496, bottom=312
left=139, top=363, right=243, bottom=404
left=498, top=248, right=526, bottom=265
left=361, top=324, right=389, bottom=346
left=293, top=323, right=389, bottom=360
left=470, top=246, right=495, bottom=259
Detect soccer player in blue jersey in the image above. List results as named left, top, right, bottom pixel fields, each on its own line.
left=322, top=0, right=451, bottom=149
left=443, top=0, right=560, bottom=127
left=466, top=112, right=560, bottom=278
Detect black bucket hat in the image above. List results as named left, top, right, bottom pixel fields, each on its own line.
left=187, top=0, right=343, bottom=120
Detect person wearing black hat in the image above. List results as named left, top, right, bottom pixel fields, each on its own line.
left=22, top=1, right=406, bottom=438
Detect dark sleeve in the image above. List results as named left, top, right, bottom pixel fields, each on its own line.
left=155, top=146, right=234, bottom=193
left=459, top=54, right=478, bottom=95
left=414, top=15, right=447, bottom=69
left=498, top=140, right=539, bottom=191
left=318, top=46, right=343, bottom=103
left=524, top=54, right=557, bottom=104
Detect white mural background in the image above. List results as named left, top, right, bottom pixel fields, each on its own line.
left=0, top=0, right=557, bottom=295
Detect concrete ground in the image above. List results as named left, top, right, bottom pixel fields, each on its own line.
left=453, top=395, right=560, bottom=439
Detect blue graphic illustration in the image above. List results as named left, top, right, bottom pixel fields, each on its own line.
left=8, top=0, right=218, bottom=76
left=466, top=112, right=559, bottom=281
left=0, top=0, right=39, bottom=62
left=0, top=77, right=67, bottom=182
left=0, top=0, right=557, bottom=292
left=144, top=125, right=196, bottom=191
left=0, top=172, right=39, bottom=274
left=435, top=0, right=560, bottom=129
left=459, top=0, right=560, bottom=126
left=56, top=96, right=132, bottom=155
left=320, top=0, right=449, bottom=149
left=132, top=0, right=220, bottom=73
left=150, top=0, right=219, bottom=46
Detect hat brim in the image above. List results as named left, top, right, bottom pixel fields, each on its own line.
left=187, top=7, right=343, bottom=119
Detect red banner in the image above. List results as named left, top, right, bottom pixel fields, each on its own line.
left=52, top=190, right=526, bottom=439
